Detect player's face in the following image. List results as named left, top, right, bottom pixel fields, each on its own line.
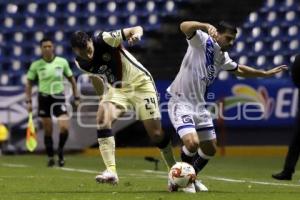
left=217, top=31, right=236, bottom=51
left=41, top=41, right=54, bottom=59
left=73, top=39, right=94, bottom=61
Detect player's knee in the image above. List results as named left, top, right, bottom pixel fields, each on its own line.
left=96, top=114, right=111, bottom=129
left=59, top=126, right=68, bottom=134
left=185, top=139, right=199, bottom=153
left=149, top=129, right=163, bottom=143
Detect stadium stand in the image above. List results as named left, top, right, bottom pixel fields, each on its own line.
left=0, top=0, right=186, bottom=85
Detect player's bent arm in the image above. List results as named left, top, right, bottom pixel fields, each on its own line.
left=89, top=75, right=105, bottom=96
left=232, top=64, right=288, bottom=78
left=180, top=21, right=212, bottom=38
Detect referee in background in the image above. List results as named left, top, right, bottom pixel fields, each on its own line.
left=272, top=54, right=300, bottom=180
left=25, top=37, right=79, bottom=167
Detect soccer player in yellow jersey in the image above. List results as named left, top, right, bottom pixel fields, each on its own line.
left=70, top=26, right=176, bottom=185
left=26, top=38, right=79, bottom=167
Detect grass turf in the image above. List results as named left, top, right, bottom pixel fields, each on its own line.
left=0, top=154, right=299, bottom=200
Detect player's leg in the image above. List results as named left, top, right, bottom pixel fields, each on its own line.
left=193, top=128, right=217, bottom=175
left=142, top=118, right=176, bottom=169
left=53, top=97, right=70, bottom=167
left=167, top=98, right=199, bottom=193
left=40, top=117, right=55, bottom=167
left=134, top=86, right=176, bottom=170
left=168, top=98, right=199, bottom=165
left=56, top=114, right=69, bottom=167
left=38, top=94, right=55, bottom=166
left=181, top=132, right=200, bottom=164
left=272, top=123, right=300, bottom=180
left=95, top=101, right=123, bottom=184
left=190, top=128, right=216, bottom=192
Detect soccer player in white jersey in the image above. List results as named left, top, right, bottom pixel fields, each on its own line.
left=167, top=21, right=287, bottom=193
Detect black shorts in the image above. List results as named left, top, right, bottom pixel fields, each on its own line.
left=38, top=93, right=68, bottom=118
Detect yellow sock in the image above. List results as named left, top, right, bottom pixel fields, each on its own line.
left=98, top=136, right=117, bottom=173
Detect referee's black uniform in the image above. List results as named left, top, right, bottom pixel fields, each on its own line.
left=272, top=54, right=300, bottom=180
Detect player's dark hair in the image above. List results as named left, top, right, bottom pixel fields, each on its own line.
left=216, top=21, right=237, bottom=34
left=70, top=31, right=91, bottom=49
left=40, top=37, right=53, bottom=46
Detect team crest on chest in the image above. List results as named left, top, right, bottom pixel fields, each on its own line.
left=102, top=53, right=111, bottom=62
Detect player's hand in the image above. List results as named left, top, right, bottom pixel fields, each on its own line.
left=264, top=65, right=288, bottom=77
left=206, top=24, right=218, bottom=40
left=73, top=96, right=80, bottom=108
left=74, top=98, right=80, bottom=107
left=128, top=33, right=141, bottom=46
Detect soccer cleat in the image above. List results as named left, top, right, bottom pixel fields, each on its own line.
left=272, top=171, right=292, bottom=180
left=95, top=170, right=119, bottom=185
left=194, top=180, right=208, bottom=192
left=168, top=179, right=178, bottom=192
left=58, top=159, right=65, bottom=167
left=47, top=158, right=55, bottom=167
left=181, top=183, right=196, bottom=193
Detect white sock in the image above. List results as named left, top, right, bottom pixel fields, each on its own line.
left=98, top=136, right=116, bottom=173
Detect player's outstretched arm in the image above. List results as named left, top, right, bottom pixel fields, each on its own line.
left=180, top=21, right=218, bottom=39
left=232, top=64, right=288, bottom=78
left=123, top=26, right=143, bottom=46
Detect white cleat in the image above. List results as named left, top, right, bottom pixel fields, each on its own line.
left=194, top=180, right=208, bottom=192
left=181, top=183, right=196, bottom=193
left=95, top=170, right=119, bottom=185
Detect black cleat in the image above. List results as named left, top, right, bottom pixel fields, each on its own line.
left=272, top=171, right=292, bottom=180
left=58, top=159, right=65, bottom=167
left=57, top=148, right=65, bottom=167
left=47, top=158, right=55, bottom=167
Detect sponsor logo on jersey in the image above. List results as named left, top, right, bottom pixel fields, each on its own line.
left=98, top=65, right=108, bottom=73
left=206, top=64, right=216, bottom=84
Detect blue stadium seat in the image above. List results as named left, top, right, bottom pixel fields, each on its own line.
left=0, top=73, right=9, bottom=86
left=281, top=10, right=299, bottom=26
left=260, top=0, right=279, bottom=13
left=243, top=12, right=261, bottom=28
left=279, top=0, right=299, bottom=12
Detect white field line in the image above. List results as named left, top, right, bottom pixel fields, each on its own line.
left=57, top=167, right=98, bottom=174
left=143, top=170, right=300, bottom=188
left=2, top=163, right=300, bottom=187
left=207, top=176, right=300, bottom=187
left=1, top=163, right=29, bottom=168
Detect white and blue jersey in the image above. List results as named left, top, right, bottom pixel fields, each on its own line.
left=167, top=30, right=238, bottom=138
left=167, top=30, right=238, bottom=105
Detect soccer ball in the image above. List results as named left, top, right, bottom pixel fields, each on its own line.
left=168, top=162, right=196, bottom=188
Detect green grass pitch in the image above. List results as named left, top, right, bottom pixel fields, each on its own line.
left=0, top=154, right=299, bottom=200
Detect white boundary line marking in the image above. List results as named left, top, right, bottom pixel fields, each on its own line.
left=1, top=163, right=29, bottom=168
left=57, top=167, right=98, bottom=174
left=207, top=176, right=300, bottom=187
left=2, top=163, right=300, bottom=188
left=143, top=170, right=300, bottom=187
